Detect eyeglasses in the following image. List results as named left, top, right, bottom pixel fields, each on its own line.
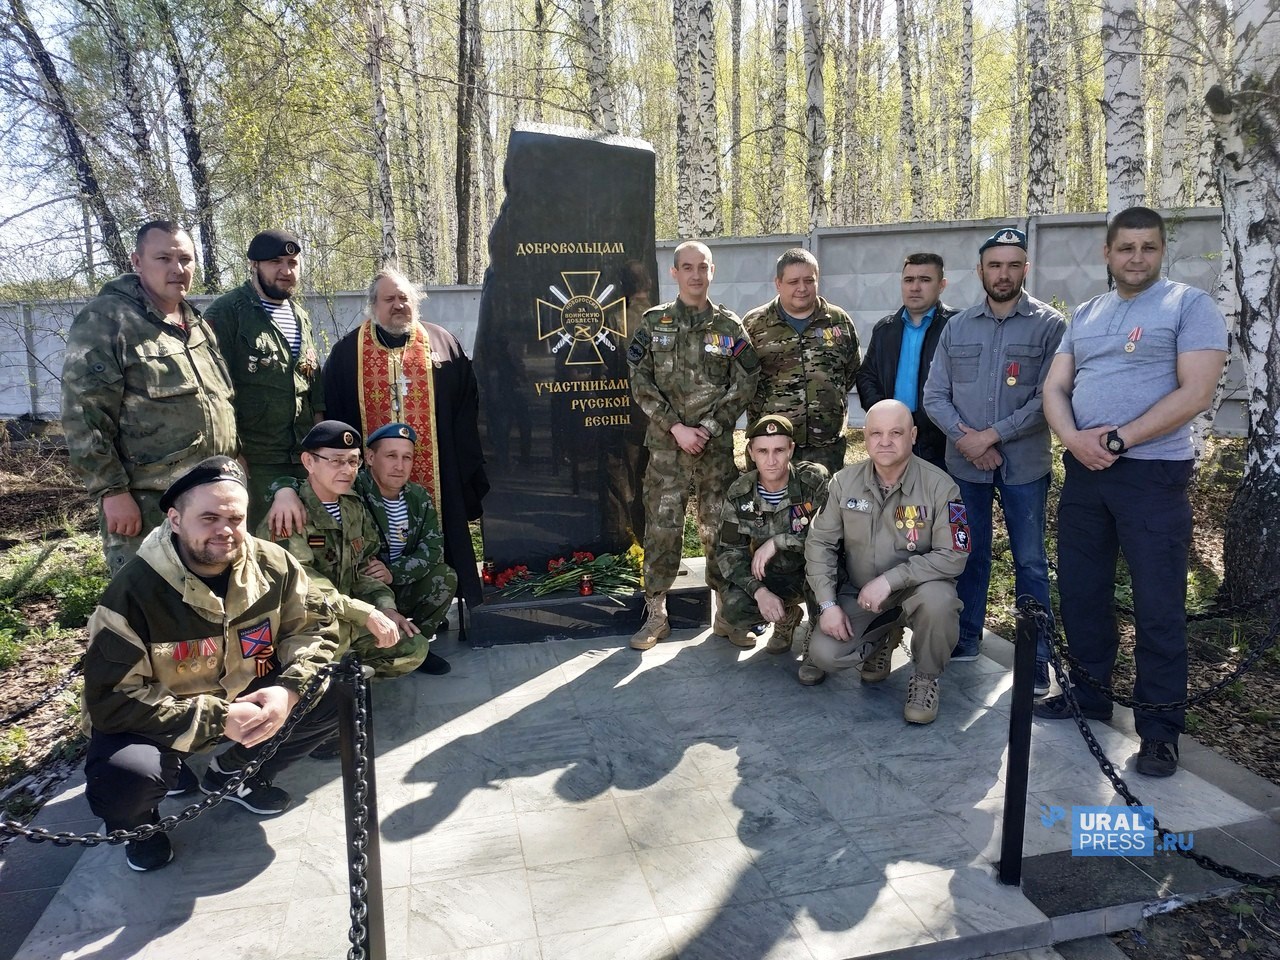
left=309, top=452, right=362, bottom=469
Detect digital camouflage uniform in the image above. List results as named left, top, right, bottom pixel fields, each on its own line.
left=355, top=471, right=457, bottom=638
left=61, top=274, right=238, bottom=574
left=716, top=461, right=831, bottom=630
left=743, top=296, right=861, bottom=475
left=627, top=297, right=760, bottom=597
left=205, top=282, right=325, bottom=522
left=268, top=470, right=458, bottom=639
left=261, top=482, right=428, bottom=677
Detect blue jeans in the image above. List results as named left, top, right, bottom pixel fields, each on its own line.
left=955, top=473, right=1053, bottom=660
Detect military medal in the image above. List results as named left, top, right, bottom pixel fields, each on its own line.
left=1125, top=327, right=1142, bottom=353
left=247, top=354, right=258, bottom=373
left=1005, top=361, right=1019, bottom=387
left=906, top=528, right=919, bottom=551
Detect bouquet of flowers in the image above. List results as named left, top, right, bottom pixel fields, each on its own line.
left=493, top=546, right=643, bottom=598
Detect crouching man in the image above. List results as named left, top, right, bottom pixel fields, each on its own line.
left=261, top=420, right=426, bottom=678
left=266, top=422, right=457, bottom=675
left=82, top=457, right=342, bottom=872
left=715, top=415, right=830, bottom=651
left=802, top=400, right=969, bottom=724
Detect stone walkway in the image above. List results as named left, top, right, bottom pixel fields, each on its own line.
left=3, top=622, right=1278, bottom=960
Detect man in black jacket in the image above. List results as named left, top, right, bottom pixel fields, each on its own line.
left=854, top=253, right=955, bottom=470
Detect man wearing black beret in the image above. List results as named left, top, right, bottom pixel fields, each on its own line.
left=81, top=456, right=342, bottom=872
left=206, top=229, right=326, bottom=523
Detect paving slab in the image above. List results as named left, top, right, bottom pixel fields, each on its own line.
left=2, top=622, right=1273, bottom=960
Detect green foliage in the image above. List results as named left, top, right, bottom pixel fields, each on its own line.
left=46, top=572, right=108, bottom=629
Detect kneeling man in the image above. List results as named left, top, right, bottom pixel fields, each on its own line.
left=263, top=421, right=426, bottom=677
left=82, top=457, right=342, bottom=872
left=802, top=400, right=969, bottom=724
left=714, top=415, right=830, bottom=651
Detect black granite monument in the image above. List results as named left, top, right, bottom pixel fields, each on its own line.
left=471, top=124, right=708, bottom=643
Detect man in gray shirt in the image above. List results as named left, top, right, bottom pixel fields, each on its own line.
left=1035, top=206, right=1227, bottom=778
left=923, top=228, right=1065, bottom=695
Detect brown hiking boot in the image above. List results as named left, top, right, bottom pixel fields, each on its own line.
left=860, top=640, right=894, bottom=684
left=797, top=659, right=826, bottom=685
left=904, top=672, right=940, bottom=724
left=725, top=628, right=757, bottom=648
left=765, top=610, right=804, bottom=655
left=629, top=595, right=670, bottom=651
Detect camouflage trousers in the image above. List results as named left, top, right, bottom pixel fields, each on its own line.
left=719, top=568, right=808, bottom=631
left=101, top=490, right=166, bottom=576
left=642, top=442, right=736, bottom=596
left=346, top=622, right=430, bottom=679
left=795, top=440, right=847, bottom=477
left=394, top=562, right=458, bottom=638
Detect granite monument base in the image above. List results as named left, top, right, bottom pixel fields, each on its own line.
left=467, top=560, right=710, bottom=646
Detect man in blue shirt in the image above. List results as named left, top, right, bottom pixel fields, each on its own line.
left=1036, top=207, right=1228, bottom=778
left=923, top=229, right=1066, bottom=695
left=856, top=252, right=957, bottom=469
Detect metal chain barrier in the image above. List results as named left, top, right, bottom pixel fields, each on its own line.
left=345, top=658, right=372, bottom=960
left=0, top=658, right=83, bottom=727
left=1029, top=609, right=1280, bottom=887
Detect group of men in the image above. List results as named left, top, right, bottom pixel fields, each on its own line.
left=626, top=209, right=1227, bottom=779
left=61, top=221, right=487, bottom=870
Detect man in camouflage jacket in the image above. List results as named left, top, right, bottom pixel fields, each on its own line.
left=626, top=240, right=760, bottom=651
left=716, top=415, right=830, bottom=652
left=205, top=229, right=325, bottom=523
left=261, top=421, right=425, bottom=678
left=744, top=248, right=860, bottom=475
left=81, top=457, right=340, bottom=871
left=265, top=422, right=457, bottom=675
left=62, top=221, right=237, bottom=574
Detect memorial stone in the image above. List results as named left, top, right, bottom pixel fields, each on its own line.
left=474, top=124, right=656, bottom=570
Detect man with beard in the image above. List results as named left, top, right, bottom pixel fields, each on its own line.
left=923, top=228, right=1065, bottom=695
left=80, top=457, right=341, bottom=871
left=206, top=229, right=325, bottom=523
left=321, top=268, right=489, bottom=616
left=62, top=221, right=238, bottom=574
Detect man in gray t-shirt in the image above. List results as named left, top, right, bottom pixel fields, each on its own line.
left=1035, top=206, right=1228, bottom=779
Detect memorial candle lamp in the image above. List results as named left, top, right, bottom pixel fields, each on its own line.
left=481, top=560, right=496, bottom=586
left=579, top=574, right=594, bottom=596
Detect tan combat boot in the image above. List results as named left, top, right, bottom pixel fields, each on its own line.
left=795, top=623, right=825, bottom=684
left=629, top=594, right=670, bottom=651
left=765, top=608, right=805, bottom=655
left=860, top=639, right=895, bottom=684
left=725, top=627, right=757, bottom=648
left=904, top=671, right=941, bottom=724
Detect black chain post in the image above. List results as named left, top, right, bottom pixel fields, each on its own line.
left=999, top=598, right=1041, bottom=886
left=335, top=656, right=385, bottom=960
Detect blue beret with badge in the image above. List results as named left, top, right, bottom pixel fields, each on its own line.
left=367, top=422, right=417, bottom=446
left=978, top=227, right=1027, bottom=256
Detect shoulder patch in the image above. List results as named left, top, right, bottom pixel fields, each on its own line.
left=626, top=331, right=647, bottom=364
left=948, top=500, right=970, bottom=553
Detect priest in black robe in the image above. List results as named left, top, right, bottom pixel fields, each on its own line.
left=323, top=267, right=489, bottom=608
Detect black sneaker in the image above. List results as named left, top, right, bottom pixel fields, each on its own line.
left=165, top=760, right=198, bottom=797
left=415, top=650, right=452, bottom=675
left=950, top=641, right=981, bottom=662
left=1135, top=739, right=1178, bottom=778
left=1033, top=660, right=1051, bottom=698
left=201, top=757, right=292, bottom=815
left=125, top=831, right=173, bottom=872
left=1032, top=693, right=1112, bottom=722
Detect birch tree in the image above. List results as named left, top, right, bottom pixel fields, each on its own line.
left=1210, top=0, right=1280, bottom=616
left=957, top=0, right=973, bottom=218
left=730, top=0, right=743, bottom=233
left=801, top=0, right=827, bottom=229
left=673, top=0, right=696, bottom=236
left=761, top=0, right=788, bottom=234
left=580, top=0, right=618, bottom=133
left=454, top=0, right=479, bottom=282
left=1025, top=0, right=1051, bottom=214
left=693, top=0, right=723, bottom=236
left=895, top=0, right=923, bottom=217
left=366, top=0, right=399, bottom=267
left=1157, top=0, right=1195, bottom=206
left=1007, top=0, right=1025, bottom=214
left=1101, top=0, right=1146, bottom=211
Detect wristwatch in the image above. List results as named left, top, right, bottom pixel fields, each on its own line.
left=818, top=600, right=837, bottom=613
left=1105, top=429, right=1127, bottom=454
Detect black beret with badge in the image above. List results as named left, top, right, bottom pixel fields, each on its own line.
left=302, top=420, right=362, bottom=451
left=747, top=414, right=795, bottom=440
left=159, top=455, right=247, bottom=512
left=247, top=228, right=302, bottom=261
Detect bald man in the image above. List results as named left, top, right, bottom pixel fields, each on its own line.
left=801, top=400, right=970, bottom=724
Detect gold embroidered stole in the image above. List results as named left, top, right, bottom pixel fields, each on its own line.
left=356, top=320, right=441, bottom=504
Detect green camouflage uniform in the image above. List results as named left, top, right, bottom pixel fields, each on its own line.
left=205, top=282, right=325, bottom=524
left=260, top=482, right=428, bottom=677
left=627, top=298, right=760, bottom=595
left=61, top=274, right=238, bottom=574
left=355, top=471, right=457, bottom=638
left=715, top=461, right=831, bottom=629
left=743, top=296, right=861, bottom=475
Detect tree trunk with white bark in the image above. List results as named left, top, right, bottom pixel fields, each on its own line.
left=693, top=0, right=723, bottom=236
left=895, top=0, right=922, bottom=218
left=801, top=0, right=827, bottom=230
left=1101, top=0, right=1146, bottom=212
left=580, top=0, right=618, bottom=134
